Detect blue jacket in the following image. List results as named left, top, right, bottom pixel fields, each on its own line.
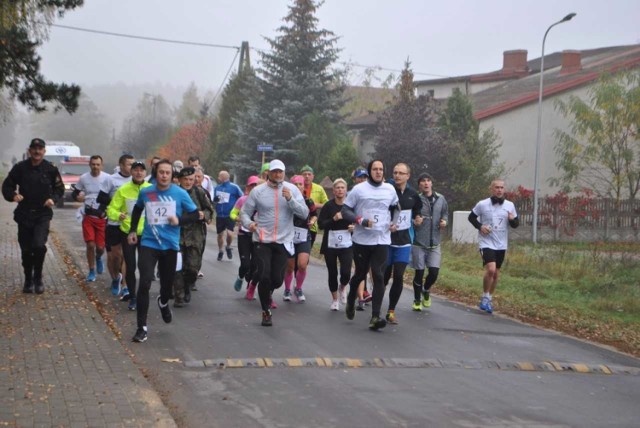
left=214, top=181, right=244, bottom=217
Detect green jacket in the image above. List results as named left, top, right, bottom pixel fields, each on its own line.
left=107, top=180, right=152, bottom=235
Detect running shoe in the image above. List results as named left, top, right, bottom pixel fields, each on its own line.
left=479, top=297, right=490, bottom=312
left=33, top=277, right=44, bottom=294
left=422, top=291, right=432, bottom=308
left=119, top=286, right=130, bottom=301
left=283, top=289, right=292, bottom=301
left=96, top=257, right=104, bottom=274
left=294, top=288, right=306, bottom=303
left=111, top=273, right=122, bottom=296
left=362, top=290, right=372, bottom=303
left=132, top=327, right=147, bottom=343
left=261, top=310, right=272, bottom=326
left=385, top=310, right=398, bottom=325
left=173, top=299, right=184, bottom=308
left=485, top=300, right=493, bottom=314
left=217, top=251, right=224, bottom=261
left=191, top=283, right=198, bottom=291
left=87, top=269, right=96, bottom=282
left=330, top=300, right=339, bottom=311
left=246, top=282, right=257, bottom=300
left=269, top=299, right=278, bottom=309
left=197, top=271, right=204, bottom=279
left=369, top=316, right=387, bottom=331
left=128, top=297, right=137, bottom=311
left=157, top=295, right=172, bottom=323
left=339, top=285, right=347, bottom=304
left=412, top=300, right=422, bottom=311
left=226, top=247, right=233, bottom=260
left=345, top=300, right=355, bottom=320
left=356, top=300, right=366, bottom=311
left=23, top=279, right=33, bottom=294
left=233, top=277, right=243, bottom=292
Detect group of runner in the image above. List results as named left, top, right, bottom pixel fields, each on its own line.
left=3, top=138, right=520, bottom=342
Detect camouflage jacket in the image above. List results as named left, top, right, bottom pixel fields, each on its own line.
left=180, top=186, right=214, bottom=249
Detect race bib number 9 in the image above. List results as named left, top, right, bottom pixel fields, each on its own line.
left=146, top=201, right=176, bottom=225
left=328, top=230, right=352, bottom=248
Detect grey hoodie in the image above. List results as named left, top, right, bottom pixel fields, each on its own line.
left=240, top=181, right=309, bottom=244
left=413, top=192, right=449, bottom=248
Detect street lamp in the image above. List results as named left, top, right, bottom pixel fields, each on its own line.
left=532, top=12, right=576, bottom=244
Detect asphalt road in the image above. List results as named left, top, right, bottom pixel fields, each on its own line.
left=52, top=203, right=640, bottom=428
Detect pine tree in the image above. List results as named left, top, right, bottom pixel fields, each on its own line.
left=374, top=60, right=440, bottom=183
left=233, top=0, right=344, bottom=177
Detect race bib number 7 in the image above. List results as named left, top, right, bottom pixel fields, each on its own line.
left=146, top=201, right=176, bottom=225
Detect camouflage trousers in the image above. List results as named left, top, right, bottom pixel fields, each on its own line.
left=173, top=244, right=203, bottom=304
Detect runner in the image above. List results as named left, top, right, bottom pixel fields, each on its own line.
left=2, top=138, right=64, bottom=294
left=214, top=171, right=243, bottom=261
left=341, top=160, right=399, bottom=331
left=468, top=179, right=519, bottom=314
left=318, top=178, right=354, bottom=311
left=383, top=163, right=422, bottom=325
left=240, top=160, right=309, bottom=327
left=411, top=172, right=449, bottom=311
left=172, top=167, right=214, bottom=307
left=188, top=156, right=215, bottom=200
left=106, top=161, right=151, bottom=311
left=230, top=176, right=261, bottom=294
left=300, top=165, right=328, bottom=247
left=72, top=155, right=111, bottom=282
left=98, top=154, right=133, bottom=296
left=282, top=175, right=317, bottom=303
left=192, top=166, right=213, bottom=281
left=351, top=166, right=373, bottom=308
left=127, top=159, right=201, bottom=342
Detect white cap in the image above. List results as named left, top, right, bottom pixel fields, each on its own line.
left=269, top=159, right=285, bottom=171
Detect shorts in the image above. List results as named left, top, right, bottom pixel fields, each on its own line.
left=291, top=240, right=312, bottom=257
left=386, top=245, right=411, bottom=265
left=82, top=215, right=107, bottom=248
left=105, top=225, right=123, bottom=251
left=480, top=248, right=506, bottom=269
left=216, top=217, right=235, bottom=234
left=410, top=245, right=441, bottom=270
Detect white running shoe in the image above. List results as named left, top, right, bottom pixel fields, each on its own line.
left=339, top=285, right=347, bottom=304
left=330, top=300, right=339, bottom=311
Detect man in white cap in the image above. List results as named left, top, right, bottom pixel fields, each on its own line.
left=240, top=159, right=309, bottom=327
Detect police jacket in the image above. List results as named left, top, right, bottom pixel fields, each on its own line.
left=2, top=159, right=64, bottom=219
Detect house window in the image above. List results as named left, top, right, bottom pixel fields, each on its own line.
left=427, top=89, right=435, bottom=97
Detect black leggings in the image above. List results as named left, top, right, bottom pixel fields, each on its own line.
left=384, top=262, right=408, bottom=311
left=253, top=242, right=289, bottom=311
left=18, top=217, right=50, bottom=280
left=323, top=247, right=353, bottom=293
left=121, top=234, right=139, bottom=297
left=348, top=244, right=388, bottom=317
left=413, top=267, right=439, bottom=300
left=237, top=233, right=255, bottom=281
left=137, top=246, right=177, bottom=328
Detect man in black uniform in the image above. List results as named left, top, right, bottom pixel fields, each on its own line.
left=2, top=138, right=64, bottom=294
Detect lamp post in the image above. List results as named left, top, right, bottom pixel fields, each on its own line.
left=532, top=13, right=576, bottom=244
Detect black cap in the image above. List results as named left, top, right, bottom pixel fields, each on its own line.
left=131, top=161, right=146, bottom=170
left=177, top=166, right=196, bottom=178
left=29, top=138, right=45, bottom=148
left=418, top=172, right=433, bottom=182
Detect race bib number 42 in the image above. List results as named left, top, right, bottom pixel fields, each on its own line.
left=146, top=201, right=176, bottom=225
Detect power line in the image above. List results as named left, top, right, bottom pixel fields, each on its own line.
left=51, top=23, right=450, bottom=79
left=50, top=23, right=239, bottom=50
left=206, top=49, right=240, bottom=110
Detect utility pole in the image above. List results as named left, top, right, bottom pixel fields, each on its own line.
left=238, top=41, right=251, bottom=74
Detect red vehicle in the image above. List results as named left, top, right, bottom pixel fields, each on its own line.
left=56, top=156, right=91, bottom=207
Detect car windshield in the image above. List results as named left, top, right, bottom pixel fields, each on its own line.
left=60, top=164, right=89, bottom=175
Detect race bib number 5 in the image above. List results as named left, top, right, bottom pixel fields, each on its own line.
left=146, top=201, right=176, bottom=225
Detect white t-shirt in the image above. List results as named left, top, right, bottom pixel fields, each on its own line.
left=101, top=172, right=132, bottom=225
left=345, top=181, right=398, bottom=246
left=75, top=171, right=111, bottom=212
left=471, top=198, right=517, bottom=250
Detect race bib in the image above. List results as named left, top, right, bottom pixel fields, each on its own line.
left=217, top=191, right=230, bottom=204
left=176, top=251, right=183, bottom=271
left=146, top=201, right=176, bottom=225
left=396, top=209, right=412, bottom=231
left=367, top=208, right=389, bottom=231
left=293, top=227, right=308, bottom=244
left=284, top=241, right=295, bottom=256
left=491, top=214, right=507, bottom=231
left=328, top=230, right=352, bottom=248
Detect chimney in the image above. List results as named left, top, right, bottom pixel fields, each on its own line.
left=502, top=50, right=528, bottom=73
left=560, top=50, right=582, bottom=75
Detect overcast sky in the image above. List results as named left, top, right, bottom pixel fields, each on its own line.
left=39, top=0, right=640, bottom=92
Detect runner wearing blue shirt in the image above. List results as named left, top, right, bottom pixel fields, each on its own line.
left=127, top=160, right=201, bottom=343
left=214, top=171, right=244, bottom=261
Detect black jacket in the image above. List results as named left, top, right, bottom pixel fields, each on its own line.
left=2, top=159, right=64, bottom=219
